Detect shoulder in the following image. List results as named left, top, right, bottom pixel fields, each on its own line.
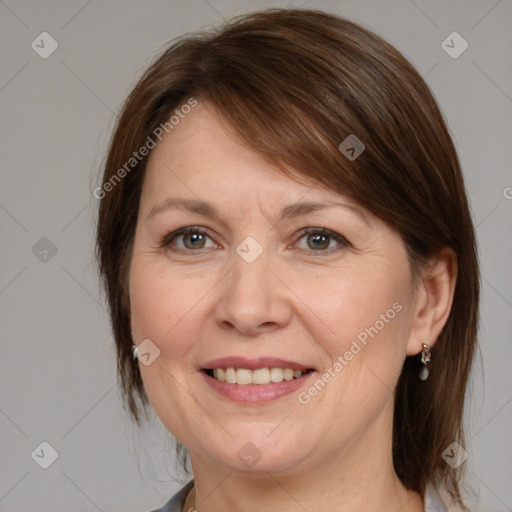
left=146, top=480, right=194, bottom=512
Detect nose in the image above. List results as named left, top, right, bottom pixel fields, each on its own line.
left=213, top=244, right=293, bottom=336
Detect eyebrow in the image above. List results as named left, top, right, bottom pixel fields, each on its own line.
left=147, top=198, right=372, bottom=226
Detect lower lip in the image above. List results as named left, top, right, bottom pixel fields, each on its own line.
left=201, top=371, right=315, bottom=403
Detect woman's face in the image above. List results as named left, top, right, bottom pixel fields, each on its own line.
left=129, top=102, right=420, bottom=476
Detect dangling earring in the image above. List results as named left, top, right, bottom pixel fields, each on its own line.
left=419, top=343, right=431, bottom=380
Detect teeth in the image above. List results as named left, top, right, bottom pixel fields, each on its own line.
left=213, top=368, right=226, bottom=382
left=236, top=368, right=253, bottom=385
left=283, top=368, right=294, bottom=381
left=270, top=368, right=284, bottom=383
left=225, top=367, right=237, bottom=384
left=210, top=367, right=308, bottom=384
left=252, top=368, right=270, bottom=384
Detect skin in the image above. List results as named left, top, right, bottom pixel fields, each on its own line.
left=129, top=101, right=457, bottom=512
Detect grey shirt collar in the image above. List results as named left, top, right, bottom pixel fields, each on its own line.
left=150, top=480, right=448, bottom=512
left=425, top=483, right=448, bottom=512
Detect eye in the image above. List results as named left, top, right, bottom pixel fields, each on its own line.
left=294, top=227, right=349, bottom=254
left=160, top=227, right=219, bottom=251
left=159, top=226, right=349, bottom=255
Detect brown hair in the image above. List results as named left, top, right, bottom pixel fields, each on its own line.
left=96, top=8, right=479, bottom=507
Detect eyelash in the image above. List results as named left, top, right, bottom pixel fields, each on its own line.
left=159, top=226, right=350, bottom=255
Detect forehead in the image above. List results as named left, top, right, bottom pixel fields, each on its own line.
left=144, top=104, right=305, bottom=187
left=141, top=103, right=362, bottom=216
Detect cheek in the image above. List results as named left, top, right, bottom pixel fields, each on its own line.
left=129, top=264, right=168, bottom=342
left=291, top=260, right=412, bottom=408
left=295, top=263, right=409, bottom=350
left=128, top=255, right=205, bottom=433
left=129, top=253, right=207, bottom=350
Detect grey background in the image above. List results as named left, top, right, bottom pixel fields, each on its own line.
left=0, top=0, right=510, bottom=511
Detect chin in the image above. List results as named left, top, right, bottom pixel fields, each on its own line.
left=201, top=429, right=309, bottom=474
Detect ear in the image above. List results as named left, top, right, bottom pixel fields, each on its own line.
left=406, top=247, right=458, bottom=356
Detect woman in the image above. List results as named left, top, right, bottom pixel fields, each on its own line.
left=96, top=8, right=479, bottom=511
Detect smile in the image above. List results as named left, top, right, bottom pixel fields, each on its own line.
left=200, top=357, right=316, bottom=403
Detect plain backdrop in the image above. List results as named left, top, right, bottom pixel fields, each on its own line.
left=1, top=1, right=511, bottom=511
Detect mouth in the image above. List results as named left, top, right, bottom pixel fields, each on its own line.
left=200, top=357, right=316, bottom=403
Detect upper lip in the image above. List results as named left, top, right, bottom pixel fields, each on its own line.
left=201, top=357, right=314, bottom=371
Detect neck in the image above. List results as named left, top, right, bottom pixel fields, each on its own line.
left=185, top=470, right=423, bottom=512
left=184, top=409, right=424, bottom=512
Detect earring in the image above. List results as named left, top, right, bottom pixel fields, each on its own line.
left=132, top=344, right=138, bottom=362
left=419, top=343, right=431, bottom=381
